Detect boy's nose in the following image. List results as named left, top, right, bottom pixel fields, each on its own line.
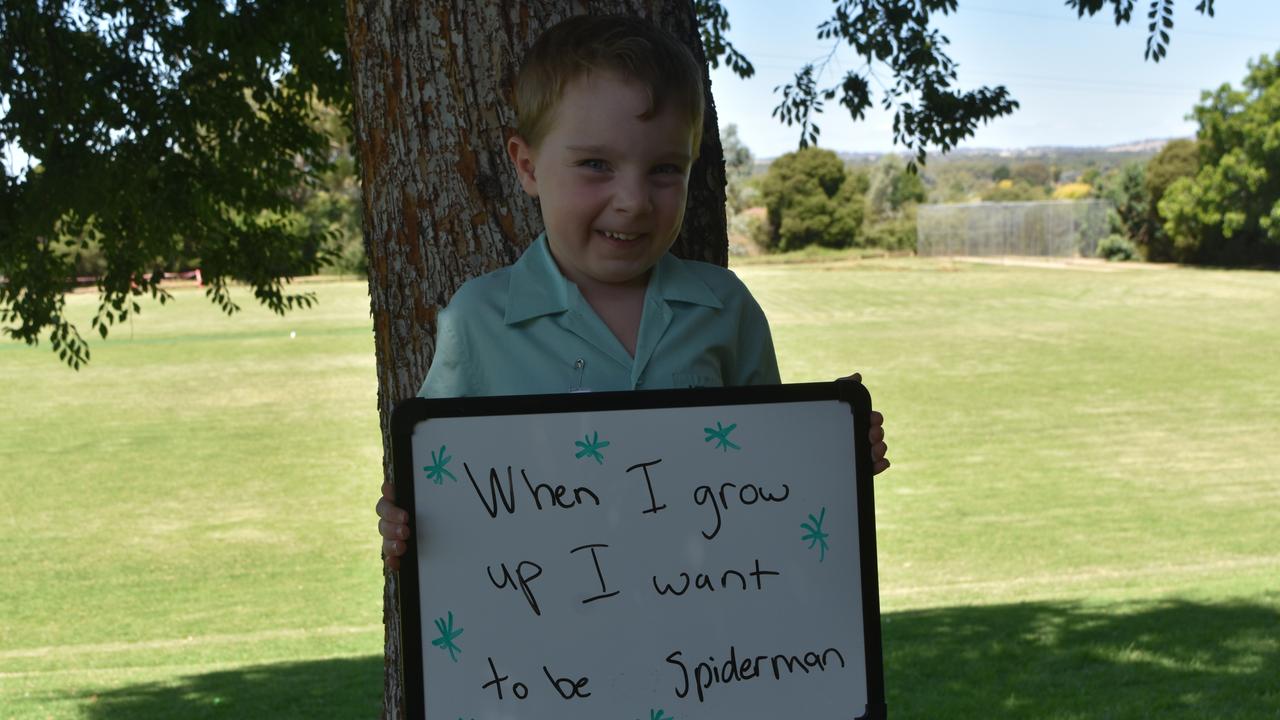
left=612, top=176, right=652, bottom=215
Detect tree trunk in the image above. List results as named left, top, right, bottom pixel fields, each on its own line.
left=342, top=1, right=726, bottom=715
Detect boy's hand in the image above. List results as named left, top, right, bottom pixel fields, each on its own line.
left=846, top=373, right=890, bottom=475
left=376, top=481, right=411, bottom=570
left=869, top=409, right=889, bottom=475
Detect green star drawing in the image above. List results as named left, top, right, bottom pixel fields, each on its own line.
left=648, top=710, right=675, bottom=720
left=423, top=445, right=456, bottom=485
left=703, top=421, right=740, bottom=452
left=801, top=507, right=831, bottom=562
left=574, top=431, right=610, bottom=464
left=431, top=611, right=464, bottom=662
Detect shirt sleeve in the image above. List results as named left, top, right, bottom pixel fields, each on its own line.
left=734, top=291, right=782, bottom=386
left=418, top=303, right=480, bottom=398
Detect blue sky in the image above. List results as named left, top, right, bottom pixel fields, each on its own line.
left=710, top=0, right=1280, bottom=156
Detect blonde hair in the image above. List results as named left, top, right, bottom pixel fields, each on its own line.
left=514, top=15, right=705, bottom=157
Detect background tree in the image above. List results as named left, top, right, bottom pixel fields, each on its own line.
left=720, top=122, right=756, bottom=213
left=1097, top=161, right=1152, bottom=250
left=1145, top=138, right=1199, bottom=205
left=1160, top=50, right=1280, bottom=265
left=286, top=100, right=366, bottom=277
left=863, top=155, right=926, bottom=250
left=1092, top=139, right=1198, bottom=260
left=0, top=0, right=349, bottom=367
left=1140, top=137, right=1199, bottom=259
left=1012, top=161, right=1053, bottom=189
left=866, top=155, right=927, bottom=217
left=759, top=147, right=865, bottom=251
left=982, top=179, right=1048, bottom=203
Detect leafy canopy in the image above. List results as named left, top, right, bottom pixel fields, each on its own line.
left=700, top=1, right=1218, bottom=164
left=759, top=147, right=868, bottom=251
left=0, top=0, right=347, bottom=367
left=1065, top=0, right=1216, bottom=61
left=1159, top=51, right=1280, bottom=265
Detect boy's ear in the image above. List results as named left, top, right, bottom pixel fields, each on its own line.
left=507, top=134, right=539, bottom=198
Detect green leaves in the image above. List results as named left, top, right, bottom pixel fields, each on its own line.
left=693, top=0, right=754, bottom=78
left=0, top=0, right=349, bottom=367
left=735, top=0, right=1019, bottom=165
left=1159, top=51, right=1280, bottom=265
left=1145, top=0, right=1176, bottom=62
left=705, top=0, right=1222, bottom=164
left=1066, top=0, right=1218, bottom=62
left=759, top=147, right=868, bottom=251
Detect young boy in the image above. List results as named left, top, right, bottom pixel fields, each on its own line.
left=378, top=14, right=887, bottom=568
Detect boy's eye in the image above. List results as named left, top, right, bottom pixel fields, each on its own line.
left=653, top=163, right=684, bottom=175
left=579, top=159, right=609, bottom=172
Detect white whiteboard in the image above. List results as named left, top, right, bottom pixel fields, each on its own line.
left=393, top=383, right=884, bottom=719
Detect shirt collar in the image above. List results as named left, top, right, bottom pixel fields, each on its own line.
left=504, top=233, right=723, bottom=325
left=647, top=248, right=724, bottom=310
left=504, top=234, right=571, bottom=325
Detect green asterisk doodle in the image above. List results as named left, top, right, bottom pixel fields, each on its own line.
left=431, top=611, right=464, bottom=662
left=801, top=507, right=831, bottom=562
left=574, top=431, right=610, bottom=464
left=703, top=421, right=740, bottom=452
left=637, top=710, right=674, bottom=720
left=423, top=445, right=456, bottom=485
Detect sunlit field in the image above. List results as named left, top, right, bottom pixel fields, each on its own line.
left=3, top=257, right=1277, bottom=719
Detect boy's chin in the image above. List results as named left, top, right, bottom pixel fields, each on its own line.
left=584, top=261, right=655, bottom=287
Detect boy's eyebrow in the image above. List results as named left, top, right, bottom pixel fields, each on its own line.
left=566, top=144, right=691, bottom=164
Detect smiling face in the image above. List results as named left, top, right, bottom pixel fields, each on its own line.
left=507, top=71, right=695, bottom=291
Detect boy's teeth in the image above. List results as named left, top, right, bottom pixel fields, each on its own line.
left=601, top=230, right=639, bottom=241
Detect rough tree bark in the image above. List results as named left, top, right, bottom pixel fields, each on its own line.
left=342, top=1, right=728, bottom=715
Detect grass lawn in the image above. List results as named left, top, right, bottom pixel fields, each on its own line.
left=2, top=258, right=1277, bottom=719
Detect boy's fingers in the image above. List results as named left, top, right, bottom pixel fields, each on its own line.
left=870, top=410, right=883, bottom=426
left=375, top=497, right=409, bottom=524
left=873, top=458, right=891, bottom=475
left=379, top=519, right=410, bottom=540
left=380, top=481, right=407, bottom=571
left=869, top=426, right=885, bottom=444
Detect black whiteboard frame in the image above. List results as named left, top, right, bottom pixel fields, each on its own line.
left=390, top=379, right=886, bottom=719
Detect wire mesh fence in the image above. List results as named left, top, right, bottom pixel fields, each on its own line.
left=916, top=200, right=1110, bottom=257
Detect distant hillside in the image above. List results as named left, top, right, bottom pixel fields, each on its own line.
left=747, top=137, right=1191, bottom=205
left=754, top=138, right=1186, bottom=171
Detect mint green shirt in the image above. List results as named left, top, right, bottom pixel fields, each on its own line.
left=418, top=235, right=780, bottom=398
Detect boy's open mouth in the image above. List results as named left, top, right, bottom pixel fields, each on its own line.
left=598, top=229, right=642, bottom=242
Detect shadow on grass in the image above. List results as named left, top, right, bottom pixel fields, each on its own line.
left=885, top=597, right=1280, bottom=719
left=80, top=599, right=1279, bottom=719
left=82, top=655, right=381, bottom=720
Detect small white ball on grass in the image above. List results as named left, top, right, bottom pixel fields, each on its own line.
left=290, top=331, right=297, bottom=339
